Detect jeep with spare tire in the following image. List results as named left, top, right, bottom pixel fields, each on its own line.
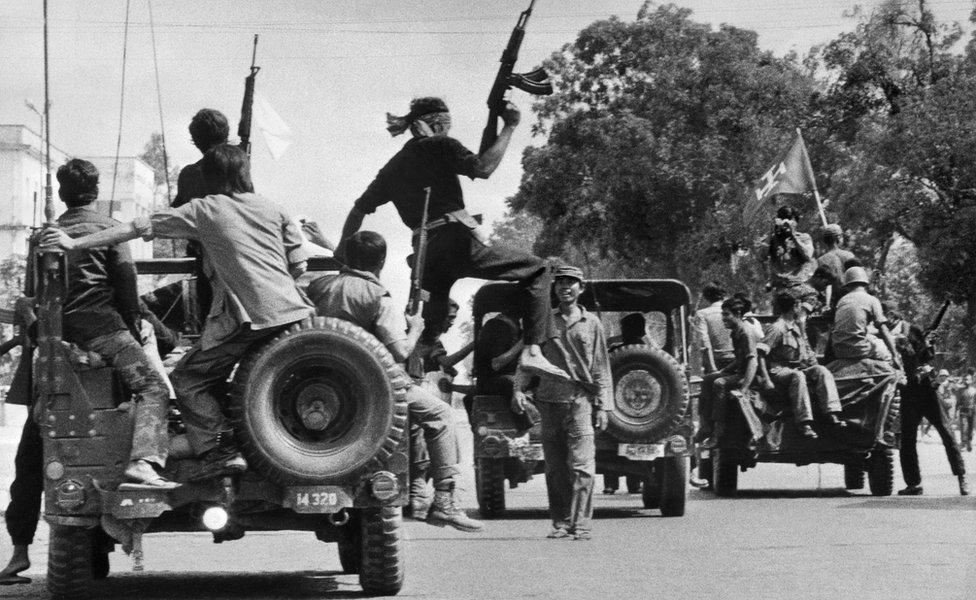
left=469, top=279, right=695, bottom=518
left=26, top=252, right=409, bottom=599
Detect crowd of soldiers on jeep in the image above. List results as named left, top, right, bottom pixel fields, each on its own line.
left=1, top=8, right=971, bottom=599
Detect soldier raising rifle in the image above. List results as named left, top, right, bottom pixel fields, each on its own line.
left=339, top=96, right=565, bottom=379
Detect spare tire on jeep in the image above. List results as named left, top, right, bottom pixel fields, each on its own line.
left=607, top=344, right=688, bottom=441
left=229, top=317, right=410, bottom=485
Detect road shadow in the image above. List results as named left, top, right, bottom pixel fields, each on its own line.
left=689, top=487, right=854, bottom=500
left=45, top=571, right=377, bottom=600
left=477, top=505, right=654, bottom=521
left=839, top=496, right=976, bottom=511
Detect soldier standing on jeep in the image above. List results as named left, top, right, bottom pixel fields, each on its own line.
left=338, top=97, right=563, bottom=381
left=513, top=265, right=611, bottom=541
left=40, top=145, right=314, bottom=482
left=307, top=231, right=484, bottom=532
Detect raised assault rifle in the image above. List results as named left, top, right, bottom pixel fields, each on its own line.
left=478, top=0, right=553, bottom=153
left=407, top=187, right=433, bottom=316
left=238, top=34, right=260, bottom=156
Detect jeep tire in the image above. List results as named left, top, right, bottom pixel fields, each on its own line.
left=844, top=462, right=866, bottom=490
left=359, top=507, right=405, bottom=596
left=48, top=525, right=94, bottom=600
left=712, top=448, right=738, bottom=497
left=607, top=344, right=688, bottom=441
left=867, top=448, right=894, bottom=496
left=229, top=317, right=410, bottom=485
left=659, top=455, right=688, bottom=517
left=475, top=458, right=506, bottom=518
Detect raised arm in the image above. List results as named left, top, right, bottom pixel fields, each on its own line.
left=470, top=103, right=520, bottom=179
left=341, top=208, right=366, bottom=241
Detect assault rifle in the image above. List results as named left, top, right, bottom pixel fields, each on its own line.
left=407, top=187, right=432, bottom=316
left=478, top=0, right=553, bottom=153
left=238, top=34, right=260, bottom=155
left=926, top=299, right=951, bottom=339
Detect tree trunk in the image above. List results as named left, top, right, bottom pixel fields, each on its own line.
left=965, top=295, right=976, bottom=371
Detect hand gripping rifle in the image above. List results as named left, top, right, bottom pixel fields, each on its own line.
left=407, top=187, right=432, bottom=316
left=238, top=34, right=260, bottom=156
left=478, top=0, right=553, bottom=153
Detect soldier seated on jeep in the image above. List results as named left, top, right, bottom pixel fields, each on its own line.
left=46, top=158, right=177, bottom=490
left=41, top=144, right=316, bottom=482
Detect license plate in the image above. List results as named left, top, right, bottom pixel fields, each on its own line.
left=515, top=445, right=544, bottom=461
left=699, top=449, right=710, bottom=459
left=286, top=486, right=353, bottom=513
left=618, top=443, right=664, bottom=461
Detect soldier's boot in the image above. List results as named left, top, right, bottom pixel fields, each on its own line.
left=959, top=475, right=970, bottom=496
left=827, top=413, right=848, bottom=433
left=798, top=422, right=818, bottom=440
left=189, top=430, right=247, bottom=482
left=427, top=487, right=484, bottom=533
left=519, top=345, right=571, bottom=381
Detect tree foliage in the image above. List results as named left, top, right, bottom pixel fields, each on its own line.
left=509, top=2, right=819, bottom=298
left=493, top=0, right=976, bottom=367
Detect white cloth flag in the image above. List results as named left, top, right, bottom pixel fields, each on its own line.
left=253, top=93, right=293, bottom=160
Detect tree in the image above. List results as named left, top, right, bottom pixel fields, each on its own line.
left=0, top=258, right=26, bottom=385
left=506, top=2, right=819, bottom=302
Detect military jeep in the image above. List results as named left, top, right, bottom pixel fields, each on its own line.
left=699, top=315, right=902, bottom=497
left=29, top=252, right=409, bottom=599
left=469, top=279, right=694, bottom=518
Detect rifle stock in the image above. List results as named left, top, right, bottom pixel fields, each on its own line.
left=407, top=187, right=432, bottom=316
left=238, top=34, right=260, bottom=155
left=478, top=0, right=552, bottom=154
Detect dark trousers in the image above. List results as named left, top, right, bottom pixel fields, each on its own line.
left=422, top=223, right=551, bottom=345
left=5, top=415, right=43, bottom=546
left=170, top=326, right=286, bottom=455
left=899, top=384, right=965, bottom=487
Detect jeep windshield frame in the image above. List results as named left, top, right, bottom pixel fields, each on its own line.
left=472, top=279, right=693, bottom=369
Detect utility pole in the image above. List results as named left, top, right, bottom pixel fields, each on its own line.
left=25, top=100, right=44, bottom=227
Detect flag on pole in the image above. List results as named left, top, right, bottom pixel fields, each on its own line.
left=744, top=132, right=818, bottom=230
left=253, top=93, right=293, bottom=160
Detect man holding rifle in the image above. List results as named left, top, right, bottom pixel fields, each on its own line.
left=339, top=96, right=563, bottom=378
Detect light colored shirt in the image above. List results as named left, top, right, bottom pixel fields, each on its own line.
left=764, top=318, right=816, bottom=370
left=136, top=192, right=313, bottom=349
left=307, top=267, right=406, bottom=349
left=525, top=306, right=613, bottom=409
left=696, top=301, right=733, bottom=359
left=832, top=288, right=887, bottom=359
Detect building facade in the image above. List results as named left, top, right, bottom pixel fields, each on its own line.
left=0, top=124, right=156, bottom=259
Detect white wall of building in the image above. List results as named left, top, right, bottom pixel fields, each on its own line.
left=0, top=125, right=156, bottom=259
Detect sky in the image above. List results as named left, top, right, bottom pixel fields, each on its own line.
left=1, top=0, right=974, bottom=347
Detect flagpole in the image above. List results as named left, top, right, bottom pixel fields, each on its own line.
left=797, top=128, right=829, bottom=228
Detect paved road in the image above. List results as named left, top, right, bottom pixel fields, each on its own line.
left=2, top=404, right=976, bottom=600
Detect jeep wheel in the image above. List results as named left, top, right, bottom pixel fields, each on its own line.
left=608, top=344, right=688, bottom=441
left=359, top=507, right=404, bottom=596
left=475, top=458, right=506, bottom=518
left=626, top=475, right=642, bottom=494
left=230, top=317, right=410, bottom=485
left=337, top=512, right=363, bottom=574
left=48, top=525, right=93, bottom=600
left=659, top=456, right=688, bottom=517
left=641, top=470, right=661, bottom=509
left=712, top=448, right=738, bottom=497
left=867, top=448, right=894, bottom=496
left=844, top=462, right=865, bottom=490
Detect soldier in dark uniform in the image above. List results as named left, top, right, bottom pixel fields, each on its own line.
left=340, top=97, right=561, bottom=379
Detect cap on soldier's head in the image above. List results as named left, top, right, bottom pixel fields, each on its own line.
left=409, top=97, right=449, bottom=117
left=843, top=266, right=870, bottom=288
left=553, top=264, right=585, bottom=284
left=823, top=223, right=843, bottom=237
left=938, top=368, right=951, bottom=378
